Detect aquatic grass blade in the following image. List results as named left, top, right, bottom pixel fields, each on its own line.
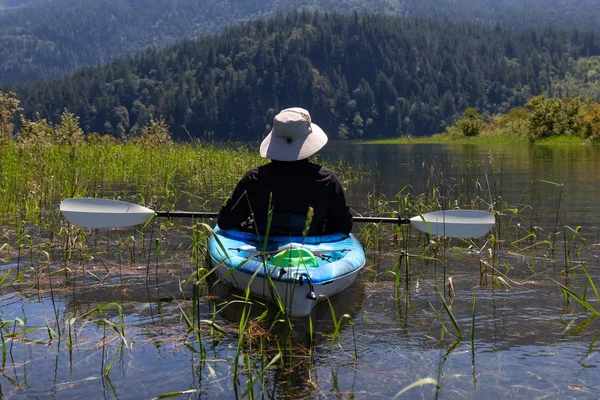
left=199, top=319, right=226, bottom=337
left=84, top=268, right=105, bottom=284
left=325, top=297, right=354, bottom=348
left=177, top=302, right=194, bottom=331
left=581, top=265, right=600, bottom=302
left=151, top=389, right=200, bottom=399
left=0, top=269, right=10, bottom=286
left=391, top=377, right=438, bottom=399
left=569, top=314, right=599, bottom=334
left=548, top=277, right=599, bottom=315
left=232, top=289, right=253, bottom=386
left=263, top=351, right=282, bottom=371
left=44, top=314, right=58, bottom=342
left=436, top=288, right=463, bottom=340
left=428, top=302, right=449, bottom=339
left=104, top=342, right=123, bottom=376
left=198, top=222, right=231, bottom=264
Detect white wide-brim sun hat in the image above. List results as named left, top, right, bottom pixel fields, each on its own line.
left=260, top=107, right=328, bottom=161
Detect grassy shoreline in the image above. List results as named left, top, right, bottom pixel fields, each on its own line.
left=362, top=95, right=600, bottom=146
left=360, top=134, right=593, bottom=145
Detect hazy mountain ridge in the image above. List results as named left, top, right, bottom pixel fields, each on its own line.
left=0, top=0, right=45, bottom=13
left=1, top=0, right=600, bottom=84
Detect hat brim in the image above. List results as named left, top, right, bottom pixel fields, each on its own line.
left=260, top=122, right=328, bottom=161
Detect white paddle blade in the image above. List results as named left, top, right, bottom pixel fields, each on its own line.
left=410, top=210, right=495, bottom=238
left=60, top=198, right=155, bottom=228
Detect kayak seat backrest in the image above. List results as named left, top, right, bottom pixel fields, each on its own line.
left=266, top=248, right=318, bottom=268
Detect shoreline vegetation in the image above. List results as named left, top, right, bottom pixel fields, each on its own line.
left=4, top=90, right=600, bottom=150
left=362, top=95, right=600, bottom=145
left=0, top=90, right=364, bottom=225
left=361, top=134, right=586, bottom=145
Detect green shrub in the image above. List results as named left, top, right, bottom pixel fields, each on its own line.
left=0, top=91, right=21, bottom=144
left=444, top=107, right=487, bottom=137
left=525, top=95, right=581, bottom=140
left=54, top=111, right=84, bottom=147
left=132, top=118, right=173, bottom=147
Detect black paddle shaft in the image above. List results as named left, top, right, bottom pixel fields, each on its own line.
left=155, top=211, right=410, bottom=225
left=353, top=216, right=410, bottom=225
left=156, top=211, right=219, bottom=219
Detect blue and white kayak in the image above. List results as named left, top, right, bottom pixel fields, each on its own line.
left=208, top=226, right=366, bottom=317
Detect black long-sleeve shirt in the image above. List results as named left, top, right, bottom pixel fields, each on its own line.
left=217, top=159, right=353, bottom=236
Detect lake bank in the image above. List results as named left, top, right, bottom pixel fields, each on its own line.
left=360, top=134, right=593, bottom=145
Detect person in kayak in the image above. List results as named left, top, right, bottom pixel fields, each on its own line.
left=217, top=107, right=353, bottom=236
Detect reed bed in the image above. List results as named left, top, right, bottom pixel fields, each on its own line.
left=0, top=141, right=263, bottom=222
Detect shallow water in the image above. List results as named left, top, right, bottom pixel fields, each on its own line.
left=1, top=142, right=600, bottom=399
left=1, top=254, right=597, bottom=399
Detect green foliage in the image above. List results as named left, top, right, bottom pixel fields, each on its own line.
left=0, top=90, right=21, bottom=143
left=16, top=109, right=85, bottom=149
left=441, top=95, right=600, bottom=142
left=525, top=95, right=581, bottom=140
left=488, top=107, right=529, bottom=137
left=17, top=116, right=54, bottom=149
left=0, top=138, right=265, bottom=225
left=550, top=56, right=600, bottom=101
left=444, top=108, right=487, bottom=137
left=132, top=118, right=173, bottom=148
left=6, top=12, right=600, bottom=141
left=579, top=100, right=600, bottom=141
left=54, top=110, right=84, bottom=147
left=87, top=132, right=119, bottom=145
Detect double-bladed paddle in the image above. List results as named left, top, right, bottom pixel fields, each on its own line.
left=59, top=198, right=495, bottom=238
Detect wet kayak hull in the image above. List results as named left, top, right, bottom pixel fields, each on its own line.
left=208, top=227, right=366, bottom=316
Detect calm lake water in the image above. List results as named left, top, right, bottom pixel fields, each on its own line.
left=321, top=141, right=600, bottom=232
left=1, top=142, right=599, bottom=399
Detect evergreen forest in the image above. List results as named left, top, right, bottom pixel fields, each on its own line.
left=5, top=12, right=600, bottom=140
left=1, top=0, right=600, bottom=84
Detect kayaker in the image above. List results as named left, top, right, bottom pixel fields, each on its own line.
left=217, top=107, right=353, bottom=236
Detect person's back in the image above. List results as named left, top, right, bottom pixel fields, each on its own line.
left=217, top=107, right=353, bottom=236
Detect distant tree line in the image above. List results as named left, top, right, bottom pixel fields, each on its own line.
left=6, top=89, right=599, bottom=147
left=0, top=90, right=172, bottom=149
left=5, top=12, right=600, bottom=140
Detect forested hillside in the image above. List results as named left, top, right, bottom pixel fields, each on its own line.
left=6, top=12, right=600, bottom=140
left=1, top=0, right=600, bottom=84
left=551, top=56, right=600, bottom=100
